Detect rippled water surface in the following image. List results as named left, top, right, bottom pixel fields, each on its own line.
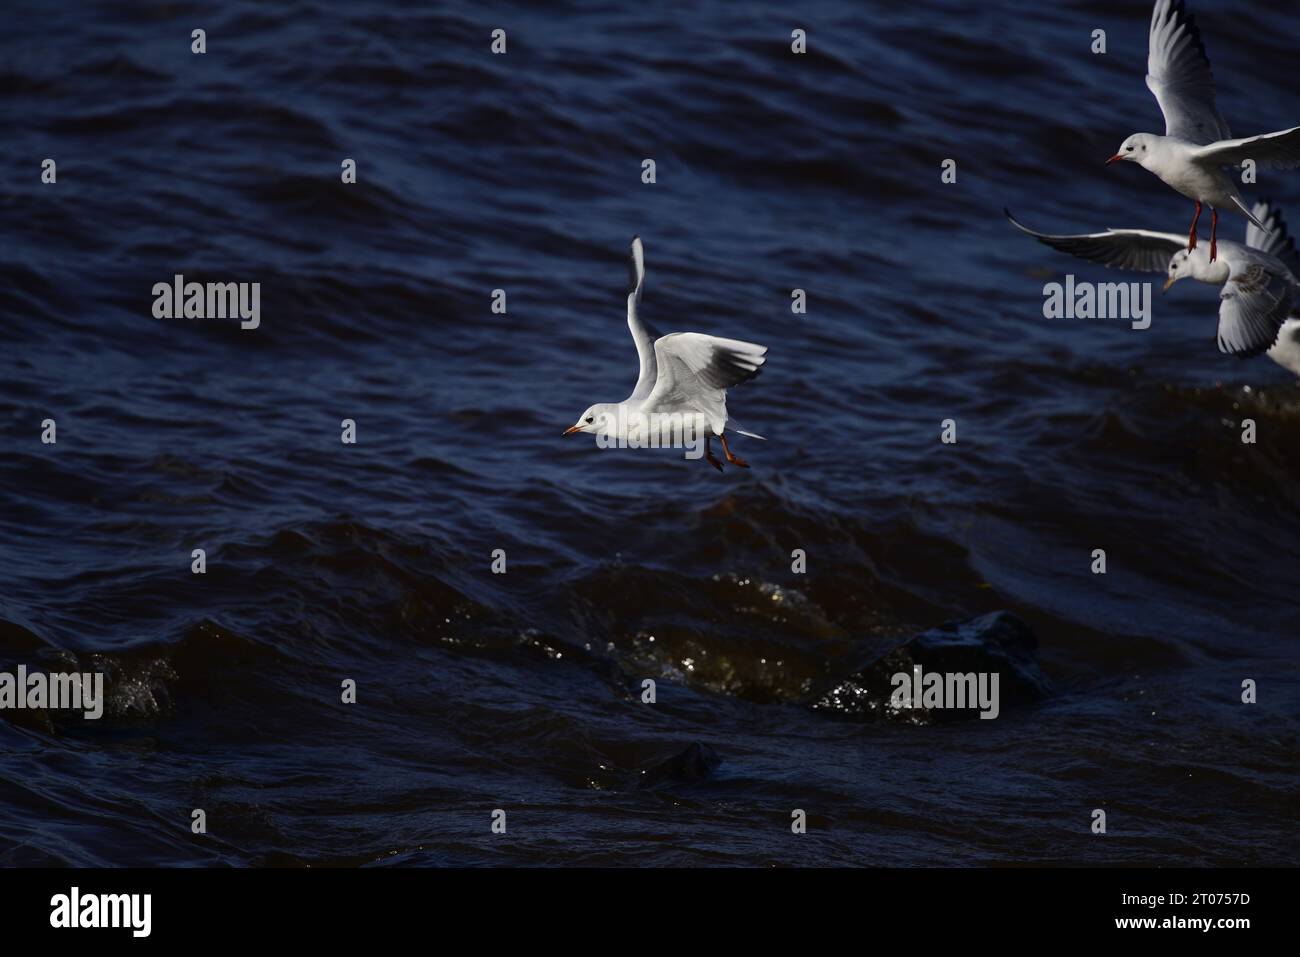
left=1, top=0, right=1298, bottom=866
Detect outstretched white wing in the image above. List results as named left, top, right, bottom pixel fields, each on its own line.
left=1005, top=209, right=1184, bottom=273
left=1145, top=0, right=1230, bottom=145
left=1194, top=126, right=1300, bottom=170
left=641, top=333, right=767, bottom=434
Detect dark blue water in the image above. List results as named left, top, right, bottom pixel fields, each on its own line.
left=2, top=0, right=1297, bottom=866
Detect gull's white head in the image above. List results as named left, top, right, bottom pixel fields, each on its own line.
left=563, top=403, right=619, bottom=437
left=1163, top=247, right=1216, bottom=291
left=1107, top=133, right=1156, bottom=168
left=1163, top=249, right=1192, bottom=292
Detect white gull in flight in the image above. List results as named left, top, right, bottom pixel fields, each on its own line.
left=1106, top=0, right=1300, bottom=263
left=1007, top=202, right=1300, bottom=368
left=564, top=237, right=768, bottom=471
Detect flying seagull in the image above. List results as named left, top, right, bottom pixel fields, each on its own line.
left=564, top=237, right=768, bottom=472
left=1006, top=202, right=1299, bottom=364
left=1106, top=0, right=1300, bottom=263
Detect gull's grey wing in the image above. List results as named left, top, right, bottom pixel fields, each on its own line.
left=1005, top=208, right=1185, bottom=272
left=641, top=333, right=767, bottom=433
left=1194, top=126, right=1300, bottom=169
left=626, top=236, right=661, bottom=401
left=1217, top=252, right=1294, bottom=357
left=1146, top=0, right=1230, bottom=145
left=1244, top=201, right=1300, bottom=275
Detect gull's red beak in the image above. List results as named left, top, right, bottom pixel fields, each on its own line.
left=562, top=424, right=582, bottom=436
left=1106, top=153, right=1125, bottom=165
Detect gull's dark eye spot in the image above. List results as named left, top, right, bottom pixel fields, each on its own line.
left=585, top=416, right=594, bottom=424
left=1127, top=145, right=1134, bottom=152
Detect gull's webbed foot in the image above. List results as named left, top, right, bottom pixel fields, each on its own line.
left=719, top=433, right=749, bottom=468
left=705, top=436, right=724, bottom=472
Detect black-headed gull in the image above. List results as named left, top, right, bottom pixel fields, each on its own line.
left=564, top=237, right=768, bottom=472
left=1106, top=0, right=1300, bottom=263
left=1006, top=203, right=1299, bottom=364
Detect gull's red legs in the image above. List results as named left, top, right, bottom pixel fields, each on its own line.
left=704, top=435, right=724, bottom=472
left=718, top=433, right=749, bottom=468
left=1210, top=207, right=1218, bottom=262
left=1187, top=200, right=1201, bottom=252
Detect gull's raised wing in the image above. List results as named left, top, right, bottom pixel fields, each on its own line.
left=1146, top=0, right=1230, bottom=145
left=626, top=236, right=661, bottom=401
left=1005, top=208, right=1185, bottom=272
left=1244, top=201, right=1300, bottom=275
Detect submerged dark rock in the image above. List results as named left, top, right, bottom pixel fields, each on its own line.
left=636, top=742, right=722, bottom=788
left=810, top=611, right=1050, bottom=724
left=0, top=622, right=180, bottom=734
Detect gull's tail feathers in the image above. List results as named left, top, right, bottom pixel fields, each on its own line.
left=728, top=420, right=767, bottom=440
left=1231, top=196, right=1270, bottom=231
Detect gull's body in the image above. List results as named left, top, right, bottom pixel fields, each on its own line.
left=564, top=237, right=768, bottom=471
left=1006, top=202, right=1300, bottom=366
left=1107, top=0, right=1300, bottom=261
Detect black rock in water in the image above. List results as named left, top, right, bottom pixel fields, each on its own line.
left=637, top=742, right=723, bottom=788
left=810, top=611, right=1051, bottom=724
